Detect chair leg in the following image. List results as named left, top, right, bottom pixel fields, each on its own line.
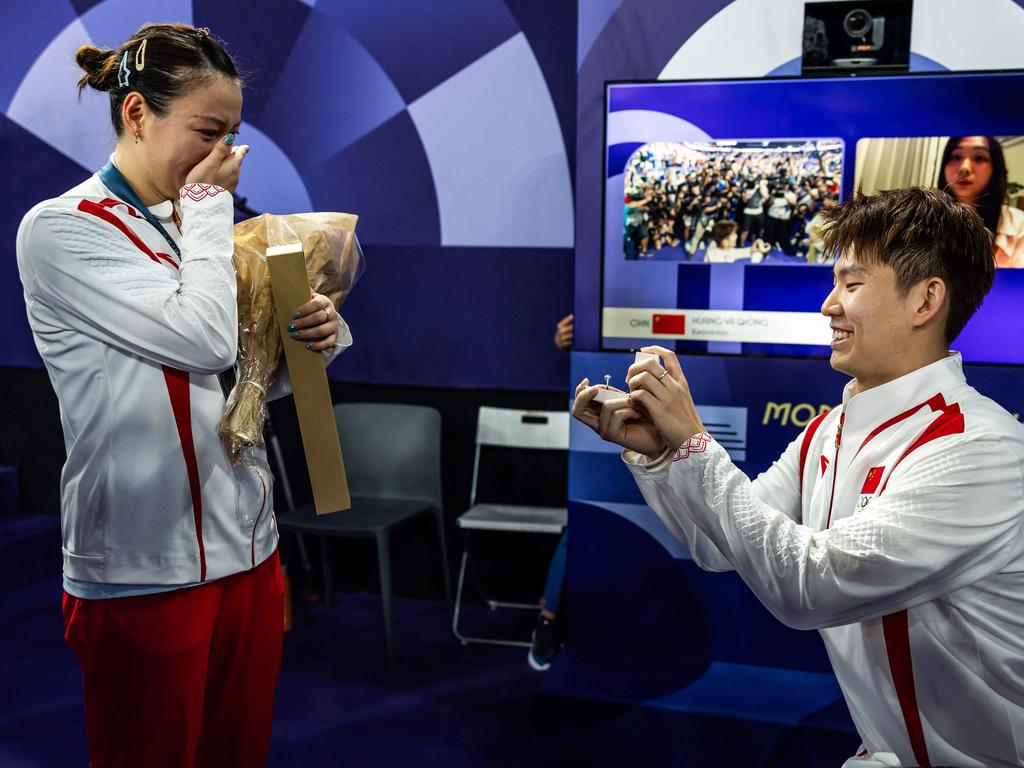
left=320, top=536, right=334, bottom=608
left=450, top=529, right=535, bottom=648
left=376, top=531, right=397, bottom=669
left=451, top=532, right=471, bottom=644
left=434, top=508, right=453, bottom=617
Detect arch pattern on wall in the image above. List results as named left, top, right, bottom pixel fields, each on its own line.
left=4, top=0, right=574, bottom=248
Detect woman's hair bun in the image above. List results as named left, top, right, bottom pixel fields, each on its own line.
left=75, top=45, right=119, bottom=92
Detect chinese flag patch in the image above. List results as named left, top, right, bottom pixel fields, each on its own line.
left=861, top=466, right=885, bottom=495
left=653, top=314, right=686, bottom=334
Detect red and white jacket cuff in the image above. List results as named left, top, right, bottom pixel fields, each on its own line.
left=179, top=183, right=228, bottom=203
left=176, top=184, right=234, bottom=260
left=623, top=432, right=715, bottom=471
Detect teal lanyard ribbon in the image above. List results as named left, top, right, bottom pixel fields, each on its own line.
left=98, top=160, right=181, bottom=259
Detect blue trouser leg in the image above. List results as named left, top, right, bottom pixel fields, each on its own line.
left=541, top=530, right=568, bottom=615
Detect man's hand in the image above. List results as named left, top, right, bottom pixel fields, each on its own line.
left=287, top=293, right=340, bottom=352
left=626, top=346, right=706, bottom=449
left=554, top=314, right=573, bottom=351
left=572, top=378, right=667, bottom=457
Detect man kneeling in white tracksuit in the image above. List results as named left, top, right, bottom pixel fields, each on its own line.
left=573, top=187, right=1024, bottom=768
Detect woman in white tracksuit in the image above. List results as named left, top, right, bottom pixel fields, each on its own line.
left=16, top=23, right=350, bottom=767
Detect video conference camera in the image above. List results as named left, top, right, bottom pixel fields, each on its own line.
left=802, top=1, right=912, bottom=75
left=842, top=7, right=885, bottom=51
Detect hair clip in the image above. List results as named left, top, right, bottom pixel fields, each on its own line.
left=117, top=51, right=131, bottom=88
left=196, top=27, right=210, bottom=39
left=134, top=39, right=147, bottom=72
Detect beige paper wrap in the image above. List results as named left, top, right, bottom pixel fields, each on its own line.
left=218, top=213, right=361, bottom=464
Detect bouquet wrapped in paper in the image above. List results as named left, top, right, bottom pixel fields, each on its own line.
left=219, top=213, right=363, bottom=464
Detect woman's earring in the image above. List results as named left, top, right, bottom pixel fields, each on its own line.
left=135, top=130, right=140, bottom=144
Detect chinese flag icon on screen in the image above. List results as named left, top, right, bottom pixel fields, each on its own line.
left=652, top=314, right=685, bottom=334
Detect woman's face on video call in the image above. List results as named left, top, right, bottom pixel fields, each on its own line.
left=142, top=76, right=242, bottom=197
left=944, top=136, right=992, bottom=205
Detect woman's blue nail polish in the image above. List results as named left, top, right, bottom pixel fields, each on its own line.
left=289, top=331, right=298, bottom=339
left=287, top=322, right=295, bottom=331
left=292, top=311, right=300, bottom=319
left=223, top=132, right=236, bottom=146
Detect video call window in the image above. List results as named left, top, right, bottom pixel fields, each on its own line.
left=621, top=139, right=843, bottom=264
left=855, top=135, right=1024, bottom=268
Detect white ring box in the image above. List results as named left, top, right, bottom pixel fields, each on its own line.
left=592, top=388, right=628, bottom=404
left=592, top=351, right=660, bottom=403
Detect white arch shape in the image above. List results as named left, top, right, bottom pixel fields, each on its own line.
left=408, top=32, right=574, bottom=248
left=8, top=0, right=195, bottom=171
left=7, top=1, right=311, bottom=210
left=606, top=109, right=710, bottom=147
left=8, top=17, right=121, bottom=171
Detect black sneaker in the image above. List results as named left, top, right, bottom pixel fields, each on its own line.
left=527, top=614, right=559, bottom=671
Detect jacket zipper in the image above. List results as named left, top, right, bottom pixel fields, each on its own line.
left=824, top=412, right=845, bottom=528
left=250, top=471, right=269, bottom=566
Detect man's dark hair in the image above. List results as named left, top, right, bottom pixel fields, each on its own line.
left=820, top=187, right=995, bottom=343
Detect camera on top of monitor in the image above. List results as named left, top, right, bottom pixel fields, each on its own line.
left=842, top=7, right=883, bottom=50
left=802, top=1, right=912, bottom=76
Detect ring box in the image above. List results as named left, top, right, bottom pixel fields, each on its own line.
left=592, top=351, right=661, bottom=403
left=593, top=388, right=628, bottom=404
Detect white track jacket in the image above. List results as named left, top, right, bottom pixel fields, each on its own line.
left=17, top=173, right=348, bottom=587
left=626, top=354, right=1024, bottom=767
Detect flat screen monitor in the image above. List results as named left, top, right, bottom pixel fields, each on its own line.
left=601, top=71, right=1024, bottom=364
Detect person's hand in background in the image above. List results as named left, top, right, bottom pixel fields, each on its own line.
left=554, top=314, right=573, bottom=351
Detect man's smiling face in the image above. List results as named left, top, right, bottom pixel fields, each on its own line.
left=820, top=250, right=920, bottom=393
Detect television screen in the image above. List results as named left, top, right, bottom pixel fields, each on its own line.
left=601, top=72, right=1024, bottom=364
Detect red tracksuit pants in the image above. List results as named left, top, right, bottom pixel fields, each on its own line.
left=62, top=551, right=284, bottom=768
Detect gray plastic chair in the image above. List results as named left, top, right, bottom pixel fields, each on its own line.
left=276, top=402, right=451, bottom=668
left=452, top=406, right=569, bottom=647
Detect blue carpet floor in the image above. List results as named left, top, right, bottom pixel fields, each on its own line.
left=1, top=570, right=545, bottom=767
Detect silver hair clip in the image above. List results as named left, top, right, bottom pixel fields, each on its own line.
left=196, top=27, right=210, bottom=39
left=117, top=51, right=131, bottom=88
left=135, top=39, right=147, bottom=72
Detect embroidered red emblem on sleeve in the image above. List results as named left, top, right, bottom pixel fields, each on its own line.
left=179, top=183, right=226, bottom=202
left=672, top=433, right=712, bottom=462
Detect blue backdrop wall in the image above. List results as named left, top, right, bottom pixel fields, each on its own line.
left=0, top=0, right=578, bottom=390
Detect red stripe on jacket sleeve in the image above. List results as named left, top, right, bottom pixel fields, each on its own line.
left=855, top=393, right=952, bottom=459
left=162, top=366, right=207, bottom=582
left=799, top=410, right=831, bottom=491
left=883, top=611, right=932, bottom=767
left=77, top=200, right=161, bottom=264
left=877, top=399, right=964, bottom=495
left=875, top=395, right=964, bottom=768
left=78, top=200, right=180, bottom=269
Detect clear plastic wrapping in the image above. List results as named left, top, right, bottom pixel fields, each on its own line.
left=218, top=213, right=363, bottom=465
